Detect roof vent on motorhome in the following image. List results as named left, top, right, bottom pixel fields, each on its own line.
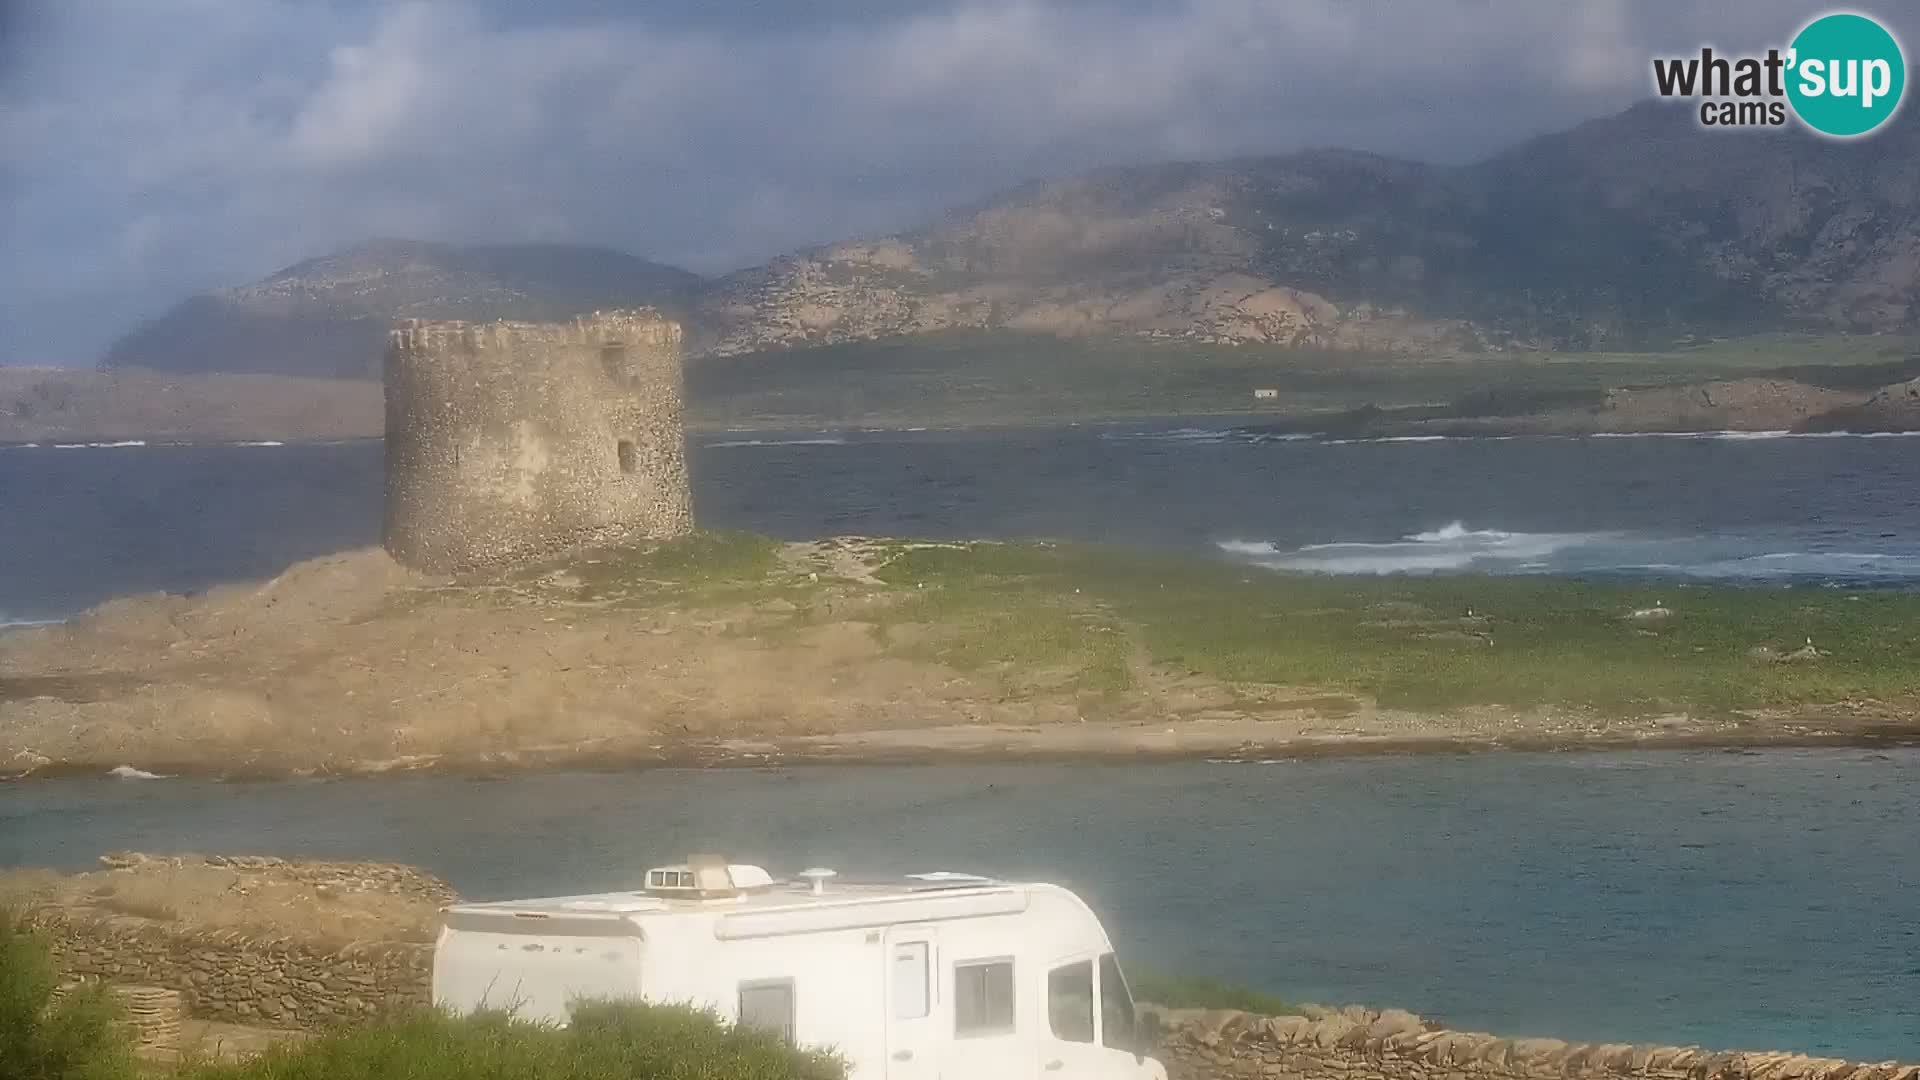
left=798, top=867, right=838, bottom=896
left=643, top=856, right=774, bottom=898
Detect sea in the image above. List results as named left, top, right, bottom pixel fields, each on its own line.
left=3, top=423, right=1919, bottom=621
left=3, top=755, right=1917, bottom=1060
left=3, top=423, right=1920, bottom=1058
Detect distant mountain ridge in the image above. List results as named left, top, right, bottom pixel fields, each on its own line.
left=105, top=240, right=700, bottom=377
left=105, top=101, right=1920, bottom=376
left=692, top=103, right=1920, bottom=356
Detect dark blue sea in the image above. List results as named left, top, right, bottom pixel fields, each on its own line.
left=3, top=424, right=1919, bottom=621
left=4, top=754, right=1917, bottom=1059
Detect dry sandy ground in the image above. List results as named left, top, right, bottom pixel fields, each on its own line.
left=0, top=852, right=449, bottom=945
left=0, top=541, right=1906, bottom=779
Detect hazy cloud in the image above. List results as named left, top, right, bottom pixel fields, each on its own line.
left=1, top=0, right=1910, bottom=361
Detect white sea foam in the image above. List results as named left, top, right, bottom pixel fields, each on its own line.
left=1219, top=521, right=1619, bottom=575
left=1321, top=434, right=1453, bottom=445
left=1102, top=427, right=1231, bottom=442
left=1221, top=518, right=1612, bottom=572
left=0, top=613, right=64, bottom=629
left=108, top=765, right=167, bottom=780
left=1219, top=521, right=1920, bottom=582
left=705, top=437, right=850, bottom=448
left=234, top=440, right=286, bottom=447
left=49, top=440, right=146, bottom=449
left=1665, top=551, right=1920, bottom=581
left=1589, top=429, right=1920, bottom=441
left=1102, top=427, right=1315, bottom=444
left=1106, top=427, right=1920, bottom=447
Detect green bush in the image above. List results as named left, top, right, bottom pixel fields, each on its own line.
left=1129, top=972, right=1299, bottom=1016
left=0, top=911, right=137, bottom=1080
left=176, top=1001, right=846, bottom=1080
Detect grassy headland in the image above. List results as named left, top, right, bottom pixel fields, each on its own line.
left=683, top=330, right=1920, bottom=430
left=3, top=532, right=1916, bottom=777
left=863, top=539, right=1920, bottom=718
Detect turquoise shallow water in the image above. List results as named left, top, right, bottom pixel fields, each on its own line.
left=4, top=749, right=1917, bottom=1058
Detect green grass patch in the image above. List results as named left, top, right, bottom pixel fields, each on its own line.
left=526, top=531, right=785, bottom=607
left=175, top=1003, right=842, bottom=1080
left=684, top=329, right=1919, bottom=430
left=871, top=543, right=1134, bottom=697
left=1130, top=973, right=1300, bottom=1016
left=873, top=542, right=1920, bottom=717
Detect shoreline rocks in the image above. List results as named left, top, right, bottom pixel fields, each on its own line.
left=1146, top=1004, right=1918, bottom=1080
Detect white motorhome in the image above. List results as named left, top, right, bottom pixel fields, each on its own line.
left=433, top=856, right=1166, bottom=1080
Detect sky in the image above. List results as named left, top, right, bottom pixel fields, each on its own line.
left=0, top=0, right=1911, bottom=363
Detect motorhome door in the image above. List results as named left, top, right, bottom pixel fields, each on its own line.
left=883, top=926, right=938, bottom=1080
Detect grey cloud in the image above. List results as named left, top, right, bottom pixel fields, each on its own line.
left=2, top=0, right=1912, bottom=361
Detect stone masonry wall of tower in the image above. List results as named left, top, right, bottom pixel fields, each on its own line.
left=382, top=309, right=692, bottom=573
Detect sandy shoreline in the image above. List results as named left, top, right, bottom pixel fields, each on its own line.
left=9, top=718, right=1918, bottom=782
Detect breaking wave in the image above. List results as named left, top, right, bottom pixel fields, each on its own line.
left=1217, top=522, right=1920, bottom=583
left=50, top=439, right=146, bottom=449
left=1221, top=522, right=1616, bottom=575
left=107, top=765, right=168, bottom=780
left=1101, top=427, right=1314, bottom=444
left=1103, top=427, right=1920, bottom=447
left=705, top=437, right=850, bottom=448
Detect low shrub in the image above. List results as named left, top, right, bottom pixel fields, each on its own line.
left=1130, top=972, right=1300, bottom=1016
left=176, top=1001, right=846, bottom=1080
left=0, top=911, right=137, bottom=1080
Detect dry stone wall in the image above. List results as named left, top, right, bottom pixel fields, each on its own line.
left=96, top=851, right=458, bottom=904
left=29, top=906, right=432, bottom=1030
left=1149, top=1005, right=1917, bottom=1080
left=23, top=852, right=448, bottom=1031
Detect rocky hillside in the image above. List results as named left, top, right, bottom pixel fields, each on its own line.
left=1796, top=376, right=1920, bottom=432
left=104, top=240, right=700, bottom=377
left=101, top=102, right=1920, bottom=376
left=696, top=103, right=1920, bottom=356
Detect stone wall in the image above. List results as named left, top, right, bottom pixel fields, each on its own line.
left=28, top=906, right=432, bottom=1030
left=1149, top=1005, right=1917, bottom=1080
left=383, top=308, right=693, bottom=573
left=20, top=852, right=450, bottom=1032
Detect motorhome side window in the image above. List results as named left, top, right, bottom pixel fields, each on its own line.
left=1047, top=960, right=1094, bottom=1043
left=738, top=979, right=796, bottom=1043
left=1099, top=952, right=1137, bottom=1051
left=954, top=958, right=1015, bottom=1036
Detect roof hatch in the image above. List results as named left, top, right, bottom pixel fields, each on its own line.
left=643, top=854, right=774, bottom=898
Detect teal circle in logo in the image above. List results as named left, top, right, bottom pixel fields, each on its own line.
left=1786, top=12, right=1905, bottom=137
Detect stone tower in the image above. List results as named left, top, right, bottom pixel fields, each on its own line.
left=383, top=309, right=693, bottom=573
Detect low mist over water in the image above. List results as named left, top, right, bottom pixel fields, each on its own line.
left=5, top=425, right=1919, bottom=620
